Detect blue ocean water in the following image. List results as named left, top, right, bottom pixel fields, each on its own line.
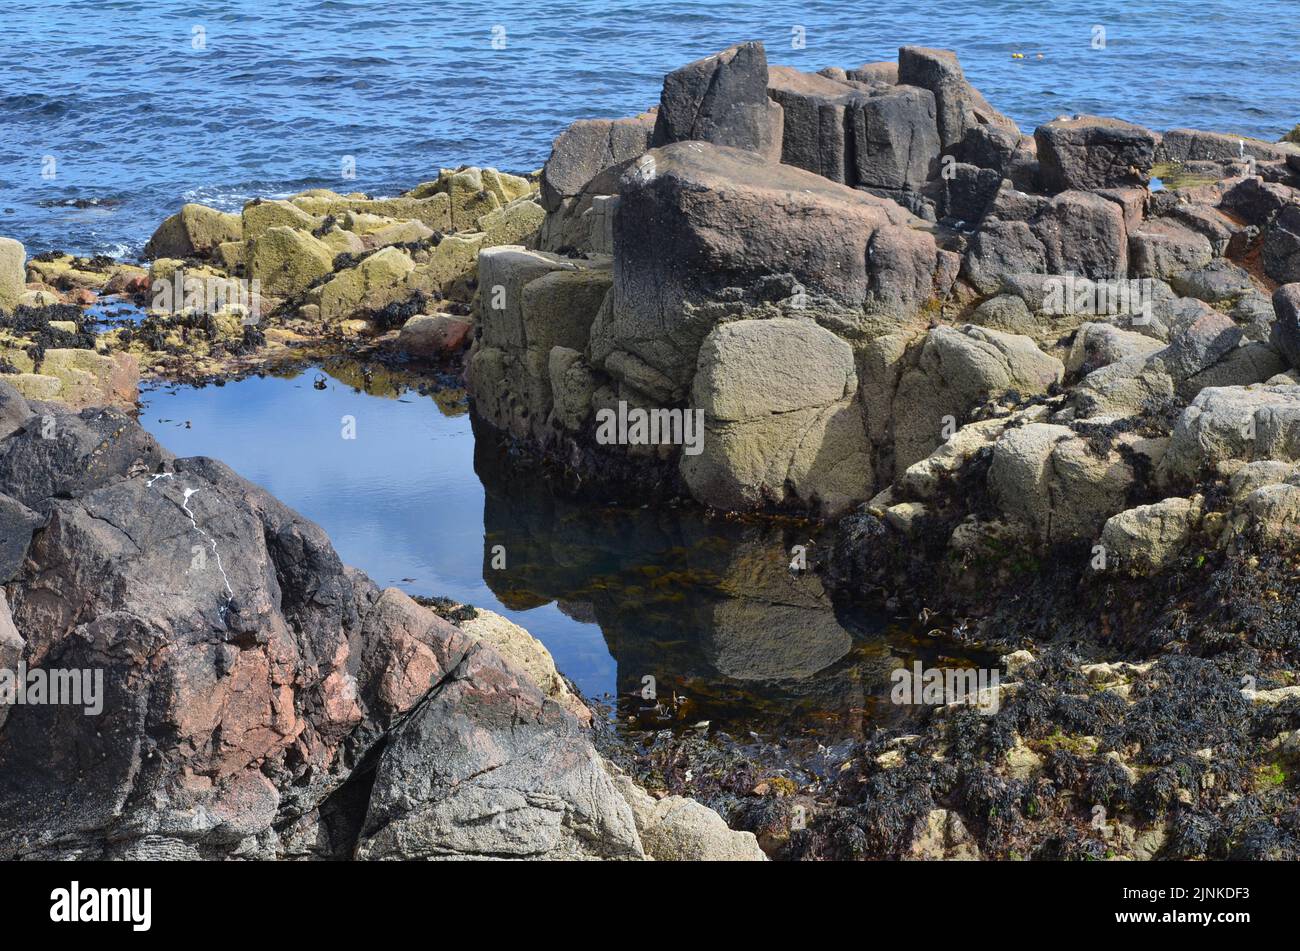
left=2, top=0, right=1297, bottom=257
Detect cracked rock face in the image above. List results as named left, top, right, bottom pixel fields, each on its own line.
left=0, top=383, right=758, bottom=861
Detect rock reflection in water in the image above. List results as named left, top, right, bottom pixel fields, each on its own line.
left=140, top=356, right=978, bottom=744
left=472, top=425, right=906, bottom=739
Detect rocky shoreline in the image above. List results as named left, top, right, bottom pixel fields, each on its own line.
left=2, top=39, right=1299, bottom=860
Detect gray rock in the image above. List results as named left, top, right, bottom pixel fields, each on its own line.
left=849, top=84, right=941, bottom=190
left=1232, top=291, right=1280, bottom=342
left=766, top=66, right=865, bottom=182
left=0, top=493, right=41, bottom=584
left=1035, top=116, right=1157, bottom=193
left=1263, top=204, right=1300, bottom=285
left=941, top=162, right=1002, bottom=224
left=681, top=318, right=871, bottom=516
left=1034, top=190, right=1129, bottom=278
left=1168, top=203, right=1242, bottom=256
left=1066, top=322, right=1165, bottom=375
left=1157, top=308, right=1244, bottom=381
left=1130, top=219, right=1214, bottom=279
left=1169, top=261, right=1255, bottom=303
left=1273, top=283, right=1300, bottom=369
left=892, top=325, right=1063, bottom=471
left=1162, top=384, right=1300, bottom=482
left=539, top=115, right=655, bottom=212
left=897, top=46, right=1018, bottom=151
left=0, top=396, right=723, bottom=862
left=962, top=219, right=1047, bottom=295
left=1159, top=128, right=1300, bottom=164
left=607, top=768, right=765, bottom=861
left=354, top=641, right=644, bottom=860
left=600, top=141, right=934, bottom=401
left=970, top=294, right=1036, bottom=335
left=1183, top=341, right=1287, bottom=396
left=1219, top=178, right=1300, bottom=227
left=962, top=190, right=1127, bottom=293
left=653, top=41, right=783, bottom=159
left=846, top=61, right=898, bottom=85
left=950, top=123, right=1023, bottom=174
left=988, top=423, right=1137, bottom=542
left=1100, top=497, right=1202, bottom=575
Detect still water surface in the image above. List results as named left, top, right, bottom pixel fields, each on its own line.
left=139, top=357, right=982, bottom=740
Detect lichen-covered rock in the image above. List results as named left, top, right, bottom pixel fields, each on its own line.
left=294, top=192, right=453, bottom=231
left=681, top=318, right=871, bottom=516
left=893, top=325, right=1064, bottom=471
left=896, top=416, right=1013, bottom=500
left=438, top=167, right=502, bottom=230
left=1100, top=496, right=1202, bottom=574
left=479, top=196, right=545, bottom=248
left=306, top=246, right=415, bottom=321
left=1233, top=482, right=1300, bottom=545
left=476, top=246, right=584, bottom=351
left=247, top=226, right=336, bottom=297
left=143, top=203, right=242, bottom=259
left=34, top=348, right=139, bottom=409
left=242, top=198, right=322, bottom=240
left=520, top=267, right=612, bottom=354
left=1162, top=384, right=1300, bottom=482
left=406, top=233, right=486, bottom=301
left=469, top=248, right=606, bottom=441
left=364, top=219, right=435, bottom=249
left=547, top=346, right=597, bottom=433
left=0, top=238, right=24, bottom=315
